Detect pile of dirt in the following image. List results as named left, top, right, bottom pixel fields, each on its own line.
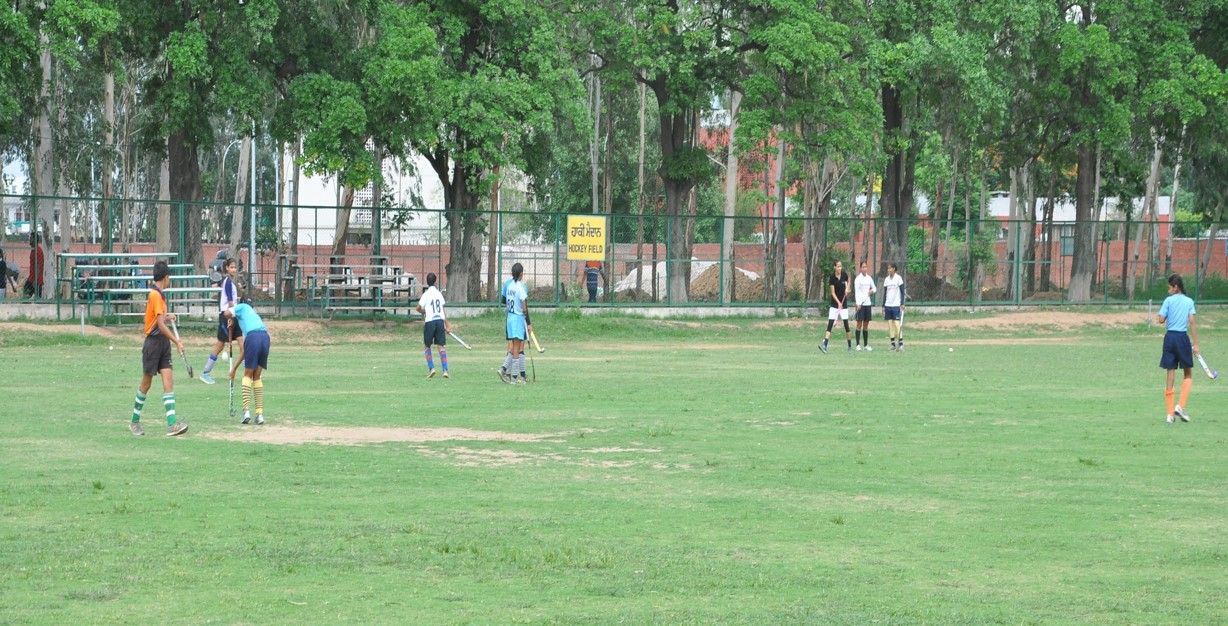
left=689, top=264, right=761, bottom=302
left=905, top=273, right=968, bottom=301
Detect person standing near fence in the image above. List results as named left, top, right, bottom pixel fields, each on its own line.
left=227, top=299, right=272, bottom=425
left=853, top=260, right=877, bottom=351
left=0, top=248, right=14, bottom=301
left=1157, top=274, right=1199, bottom=424
left=416, top=272, right=450, bottom=379
left=584, top=260, right=602, bottom=303
left=25, top=234, right=44, bottom=298
left=881, top=262, right=906, bottom=351
left=201, top=257, right=243, bottom=384
left=128, top=261, right=189, bottom=436
left=820, top=260, right=852, bottom=354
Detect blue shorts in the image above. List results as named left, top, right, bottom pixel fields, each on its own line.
left=1160, top=331, right=1193, bottom=370
left=884, top=306, right=902, bottom=321
left=243, top=329, right=271, bottom=370
left=506, top=314, right=526, bottom=341
left=216, top=316, right=243, bottom=342
left=423, top=319, right=446, bottom=347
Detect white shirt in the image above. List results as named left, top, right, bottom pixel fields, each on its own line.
left=882, top=274, right=904, bottom=307
left=854, top=273, right=877, bottom=306
left=419, top=286, right=446, bottom=322
left=218, top=276, right=238, bottom=313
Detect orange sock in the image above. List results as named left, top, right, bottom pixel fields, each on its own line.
left=1165, top=389, right=1175, bottom=415
left=1179, top=378, right=1192, bottom=408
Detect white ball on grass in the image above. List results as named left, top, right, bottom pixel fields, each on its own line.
left=948, top=347, right=954, bottom=352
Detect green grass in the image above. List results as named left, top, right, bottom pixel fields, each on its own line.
left=2, top=310, right=1226, bottom=624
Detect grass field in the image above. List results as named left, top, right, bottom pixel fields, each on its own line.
left=2, top=308, right=1226, bottom=624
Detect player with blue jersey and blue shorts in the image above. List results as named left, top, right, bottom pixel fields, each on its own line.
left=498, top=263, right=532, bottom=384
left=226, top=300, right=271, bottom=424
left=1157, top=274, right=1200, bottom=424
left=201, top=257, right=242, bottom=384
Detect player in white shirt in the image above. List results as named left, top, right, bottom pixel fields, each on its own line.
left=881, top=262, right=906, bottom=351
left=201, top=257, right=242, bottom=384
left=415, top=272, right=451, bottom=378
left=852, top=260, right=877, bottom=351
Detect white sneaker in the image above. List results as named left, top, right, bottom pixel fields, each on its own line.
left=855, top=345, right=862, bottom=351
left=1166, top=414, right=1175, bottom=424
left=255, top=414, right=264, bottom=425
left=241, top=411, right=252, bottom=425
left=865, top=346, right=873, bottom=352
left=1174, top=405, right=1190, bottom=422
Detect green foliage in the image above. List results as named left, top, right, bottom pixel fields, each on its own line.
left=906, top=224, right=928, bottom=275
left=0, top=7, right=36, bottom=140
left=954, top=227, right=997, bottom=286
left=1173, top=209, right=1205, bottom=239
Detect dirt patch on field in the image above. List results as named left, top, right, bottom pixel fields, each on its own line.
left=202, top=425, right=554, bottom=446
left=908, top=310, right=1145, bottom=331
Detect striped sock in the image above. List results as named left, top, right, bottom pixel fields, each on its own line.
left=254, top=379, right=264, bottom=416
left=131, top=390, right=146, bottom=422
left=440, top=349, right=448, bottom=373
left=424, top=347, right=435, bottom=371
left=518, top=353, right=526, bottom=379
left=502, top=352, right=513, bottom=373
left=162, top=392, right=176, bottom=426
left=203, top=353, right=217, bottom=374
left=242, top=376, right=254, bottom=412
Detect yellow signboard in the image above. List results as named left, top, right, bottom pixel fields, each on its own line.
left=566, top=215, right=607, bottom=261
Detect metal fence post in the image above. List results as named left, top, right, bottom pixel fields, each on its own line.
left=553, top=212, right=561, bottom=305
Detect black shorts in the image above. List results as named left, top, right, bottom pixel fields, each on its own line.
left=854, top=306, right=872, bottom=322
left=142, top=334, right=172, bottom=376
left=216, top=316, right=243, bottom=343
left=423, top=319, right=447, bottom=347
left=1160, top=331, right=1193, bottom=370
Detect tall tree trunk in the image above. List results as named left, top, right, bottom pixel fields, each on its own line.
left=1023, top=166, right=1038, bottom=294
left=1068, top=142, right=1099, bottom=301
left=443, top=162, right=485, bottom=303
left=879, top=84, right=914, bottom=282
left=861, top=174, right=873, bottom=263
left=1128, top=134, right=1162, bottom=299
left=767, top=133, right=786, bottom=302
left=635, top=83, right=647, bottom=296
left=157, top=150, right=170, bottom=250
left=590, top=70, right=601, bottom=215
left=101, top=59, right=115, bottom=253
left=290, top=138, right=301, bottom=255
left=721, top=90, right=740, bottom=305
left=803, top=157, right=837, bottom=301
left=1006, top=166, right=1019, bottom=300
left=333, top=185, right=354, bottom=257
left=1197, top=196, right=1225, bottom=290
left=1040, top=173, right=1056, bottom=291
left=32, top=36, right=54, bottom=295
left=1165, top=126, right=1185, bottom=275
left=168, top=130, right=204, bottom=270
left=486, top=165, right=499, bottom=300
left=940, top=144, right=960, bottom=278
left=228, top=135, right=252, bottom=259
left=656, top=105, right=696, bottom=304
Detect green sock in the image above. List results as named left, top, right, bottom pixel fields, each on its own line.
left=131, top=391, right=146, bottom=422
left=163, top=392, right=177, bottom=426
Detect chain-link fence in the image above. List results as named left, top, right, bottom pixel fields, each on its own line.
left=4, top=193, right=1225, bottom=317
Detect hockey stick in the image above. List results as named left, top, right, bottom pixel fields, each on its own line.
left=448, top=331, right=472, bottom=350
left=529, top=328, right=545, bottom=353
left=227, top=323, right=236, bottom=417
left=528, top=349, right=536, bottom=382
left=169, top=318, right=195, bottom=378
left=1196, top=352, right=1219, bottom=380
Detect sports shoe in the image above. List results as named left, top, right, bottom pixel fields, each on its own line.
left=200, top=372, right=216, bottom=385
left=898, top=345, right=905, bottom=352
left=847, top=345, right=853, bottom=353
left=255, top=414, right=264, bottom=425
left=819, top=340, right=828, bottom=354
left=166, top=421, right=189, bottom=436
left=1166, top=414, right=1175, bottom=424
left=129, top=421, right=144, bottom=436
left=855, top=345, right=862, bottom=352
left=442, top=371, right=450, bottom=379
left=241, top=411, right=252, bottom=425
left=1174, top=405, right=1190, bottom=422
left=497, top=368, right=511, bottom=383
left=890, top=344, right=897, bottom=351
left=427, top=369, right=437, bottom=379
left=516, top=377, right=528, bottom=385
left=865, top=345, right=873, bottom=352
